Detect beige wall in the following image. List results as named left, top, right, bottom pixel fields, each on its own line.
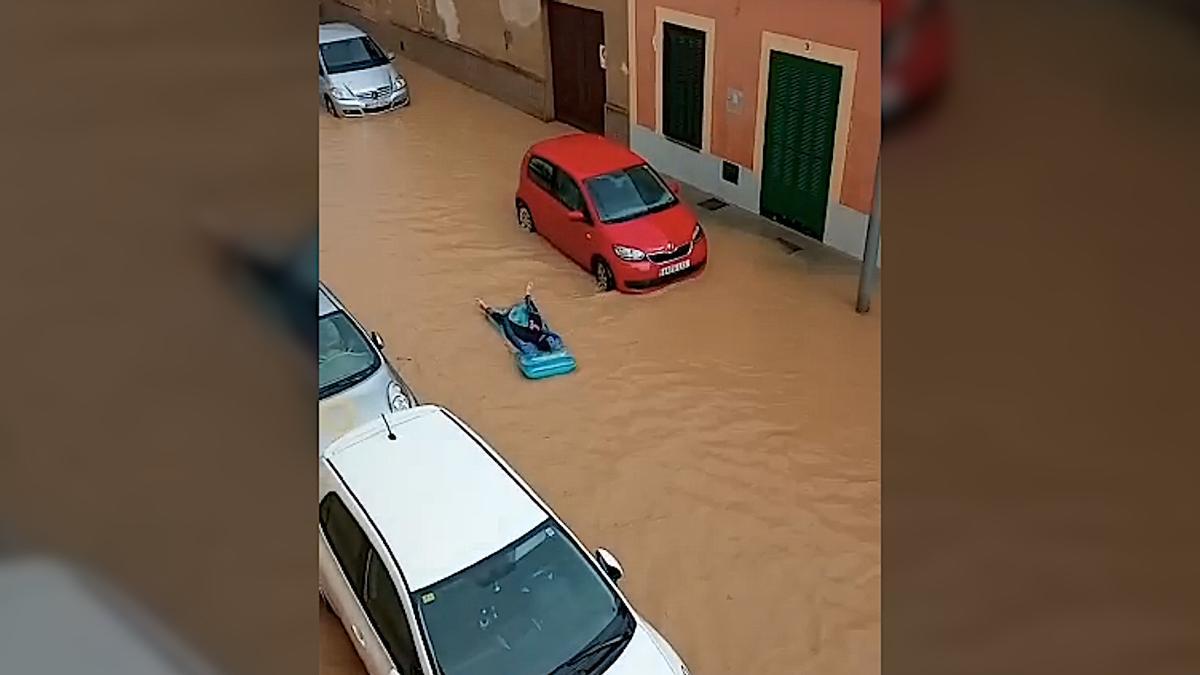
left=323, top=0, right=548, bottom=117
left=337, top=0, right=548, bottom=78
left=327, top=0, right=635, bottom=139
left=633, top=0, right=879, bottom=213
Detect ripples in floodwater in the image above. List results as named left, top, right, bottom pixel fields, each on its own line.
left=320, top=57, right=879, bottom=675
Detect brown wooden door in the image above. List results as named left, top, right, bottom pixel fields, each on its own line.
left=548, top=2, right=606, bottom=134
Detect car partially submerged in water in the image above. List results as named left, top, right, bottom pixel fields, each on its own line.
left=319, top=281, right=417, bottom=449
left=319, top=22, right=410, bottom=117
left=515, top=133, right=708, bottom=293
left=319, top=406, right=692, bottom=675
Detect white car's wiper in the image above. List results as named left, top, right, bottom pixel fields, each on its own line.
left=549, top=622, right=633, bottom=675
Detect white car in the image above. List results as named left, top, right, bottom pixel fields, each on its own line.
left=319, top=22, right=410, bottom=117
left=318, top=406, right=691, bottom=675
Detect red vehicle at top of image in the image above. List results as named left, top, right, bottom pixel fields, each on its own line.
left=882, top=0, right=953, bottom=125
left=515, top=133, right=708, bottom=293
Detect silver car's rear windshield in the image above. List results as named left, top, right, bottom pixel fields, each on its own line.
left=319, top=311, right=381, bottom=398
left=321, top=37, right=389, bottom=75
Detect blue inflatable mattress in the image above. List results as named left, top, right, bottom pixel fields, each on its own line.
left=485, top=301, right=577, bottom=380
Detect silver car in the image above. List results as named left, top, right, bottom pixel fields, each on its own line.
left=319, top=281, right=417, bottom=449
left=319, top=22, right=410, bottom=117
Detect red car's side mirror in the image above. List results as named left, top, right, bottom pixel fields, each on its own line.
left=667, top=180, right=682, bottom=195
left=567, top=210, right=587, bottom=223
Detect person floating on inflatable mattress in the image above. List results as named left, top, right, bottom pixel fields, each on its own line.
left=477, top=281, right=563, bottom=356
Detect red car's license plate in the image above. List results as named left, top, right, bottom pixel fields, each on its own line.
left=659, top=260, right=691, bottom=277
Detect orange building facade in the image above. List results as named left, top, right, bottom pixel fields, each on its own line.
left=628, top=0, right=879, bottom=258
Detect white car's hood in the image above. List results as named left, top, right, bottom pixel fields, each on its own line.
left=604, top=625, right=683, bottom=675
left=329, top=64, right=396, bottom=94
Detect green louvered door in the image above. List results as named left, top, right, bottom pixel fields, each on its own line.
left=662, top=23, right=705, bottom=150
left=760, top=50, right=842, bottom=240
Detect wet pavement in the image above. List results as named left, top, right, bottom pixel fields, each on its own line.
left=320, top=57, right=880, bottom=675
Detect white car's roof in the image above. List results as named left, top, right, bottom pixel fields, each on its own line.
left=324, top=406, right=549, bottom=589
left=319, top=22, right=367, bottom=44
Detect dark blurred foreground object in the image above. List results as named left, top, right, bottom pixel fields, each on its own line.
left=207, top=231, right=317, bottom=354
left=1143, top=0, right=1200, bottom=28
left=0, top=549, right=223, bottom=675
left=882, top=0, right=953, bottom=128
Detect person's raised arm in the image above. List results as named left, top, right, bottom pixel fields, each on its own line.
left=523, top=281, right=540, bottom=314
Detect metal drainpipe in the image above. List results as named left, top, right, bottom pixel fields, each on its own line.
left=856, top=164, right=882, bottom=314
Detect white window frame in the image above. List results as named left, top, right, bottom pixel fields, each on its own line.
left=653, top=7, right=716, bottom=153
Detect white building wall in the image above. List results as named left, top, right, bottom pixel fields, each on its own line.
left=632, top=124, right=871, bottom=261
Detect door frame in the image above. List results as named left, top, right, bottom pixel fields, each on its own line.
left=525, top=154, right=566, bottom=245
left=545, top=161, right=595, bottom=267
left=653, top=7, right=715, bottom=153
left=753, top=33, right=858, bottom=221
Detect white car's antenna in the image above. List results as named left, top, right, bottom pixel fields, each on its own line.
left=381, top=413, right=397, bottom=441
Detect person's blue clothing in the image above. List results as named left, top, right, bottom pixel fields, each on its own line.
left=487, top=294, right=562, bottom=355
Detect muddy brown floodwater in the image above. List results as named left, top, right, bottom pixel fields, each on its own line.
left=320, top=58, right=880, bottom=675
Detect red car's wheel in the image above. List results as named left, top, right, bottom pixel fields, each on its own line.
left=594, top=259, right=615, bottom=292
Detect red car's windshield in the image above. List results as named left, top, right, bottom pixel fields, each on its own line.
left=584, top=165, right=678, bottom=224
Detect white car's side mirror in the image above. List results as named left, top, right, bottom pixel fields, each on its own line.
left=594, top=548, right=624, bottom=582
left=371, top=331, right=386, bottom=351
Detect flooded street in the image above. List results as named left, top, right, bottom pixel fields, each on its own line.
left=320, top=57, right=880, bottom=675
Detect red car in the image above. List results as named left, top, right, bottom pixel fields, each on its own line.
left=515, top=133, right=708, bottom=293
left=882, top=0, right=953, bottom=125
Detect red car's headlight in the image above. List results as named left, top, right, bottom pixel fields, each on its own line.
left=613, top=244, right=647, bottom=262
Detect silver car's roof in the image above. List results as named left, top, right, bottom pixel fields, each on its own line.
left=319, top=22, right=367, bottom=45
left=317, top=281, right=342, bottom=317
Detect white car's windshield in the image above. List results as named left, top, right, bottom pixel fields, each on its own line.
left=321, top=36, right=389, bottom=75
left=584, top=164, right=678, bottom=224
left=318, top=311, right=380, bottom=398
left=414, top=520, right=632, bottom=675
